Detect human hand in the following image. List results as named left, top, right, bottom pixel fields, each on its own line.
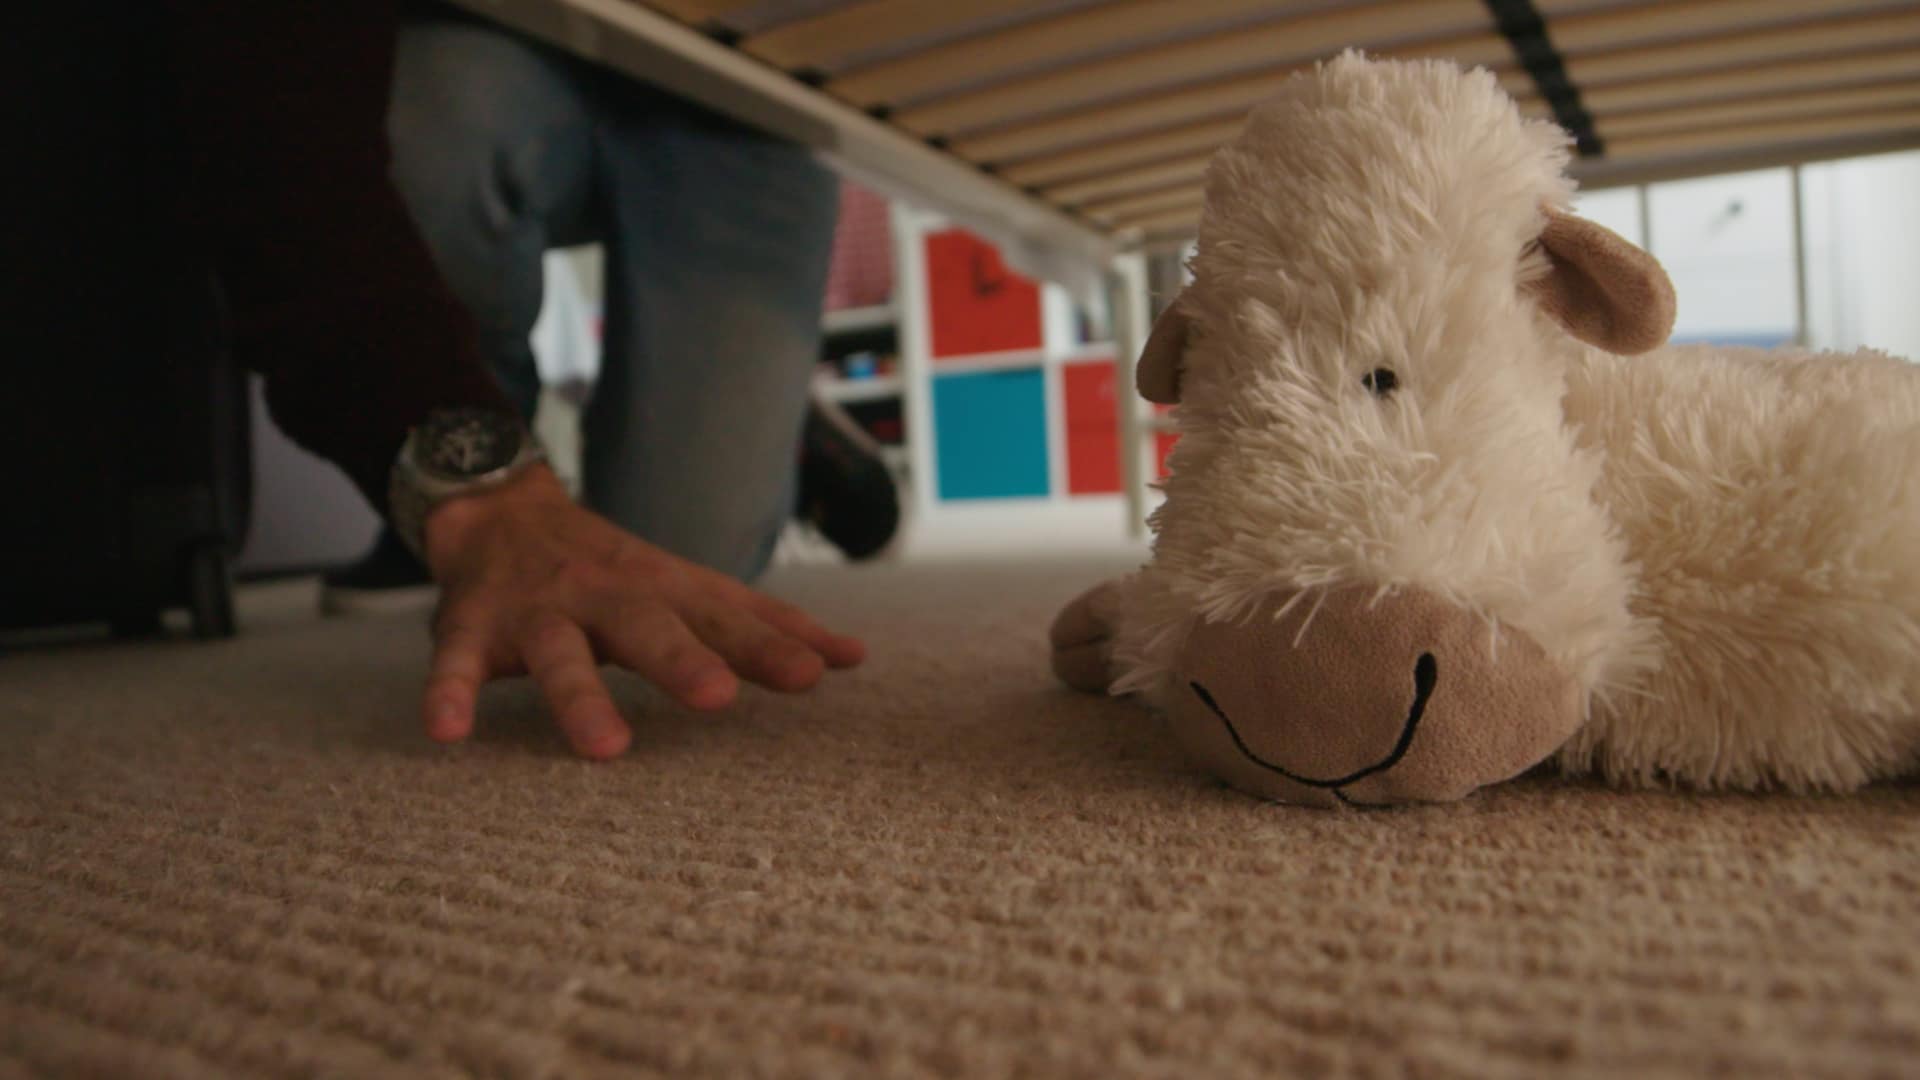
left=416, top=465, right=865, bottom=758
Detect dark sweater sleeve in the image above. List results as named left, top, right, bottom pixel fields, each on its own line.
left=162, top=0, right=516, bottom=513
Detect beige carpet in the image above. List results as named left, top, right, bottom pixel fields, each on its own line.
left=4, top=553, right=1918, bottom=1079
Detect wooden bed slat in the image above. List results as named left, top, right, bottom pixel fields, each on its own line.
left=741, top=0, right=1041, bottom=70
left=1083, top=77, right=1549, bottom=228
left=1091, top=105, right=1920, bottom=232
left=1583, top=46, right=1920, bottom=116
left=891, top=2, right=1499, bottom=138
left=949, top=32, right=1516, bottom=165
left=1548, top=0, right=1892, bottom=56
left=640, top=0, right=758, bottom=24
left=1120, top=202, right=1208, bottom=233
left=1085, top=184, right=1209, bottom=224
left=1530, top=0, right=1637, bottom=12
left=1602, top=81, right=1920, bottom=140
left=829, top=0, right=1332, bottom=107
left=1495, top=67, right=1538, bottom=101
left=1004, top=69, right=1534, bottom=189
left=953, top=69, right=1292, bottom=164
left=1604, top=104, right=1920, bottom=162
left=1565, top=8, right=1920, bottom=90
left=999, top=116, right=1246, bottom=187
left=1053, top=153, right=1215, bottom=208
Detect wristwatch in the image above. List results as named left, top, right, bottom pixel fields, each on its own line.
left=388, top=406, right=548, bottom=562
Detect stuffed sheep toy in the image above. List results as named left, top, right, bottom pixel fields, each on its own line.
left=1051, top=51, right=1920, bottom=808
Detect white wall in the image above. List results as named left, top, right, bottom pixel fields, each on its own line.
left=236, top=376, right=382, bottom=576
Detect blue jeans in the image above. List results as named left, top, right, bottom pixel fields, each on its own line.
left=387, top=15, right=838, bottom=581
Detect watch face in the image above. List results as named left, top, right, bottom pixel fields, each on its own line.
left=415, top=407, right=523, bottom=480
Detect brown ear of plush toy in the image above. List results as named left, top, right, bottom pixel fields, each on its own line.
left=1135, top=298, right=1189, bottom=405
left=1524, top=208, right=1676, bottom=355
left=1133, top=208, right=1676, bottom=404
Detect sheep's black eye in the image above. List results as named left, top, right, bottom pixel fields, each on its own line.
left=1362, top=368, right=1398, bottom=397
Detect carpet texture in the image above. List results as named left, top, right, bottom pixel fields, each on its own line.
left=4, top=554, right=1918, bottom=1078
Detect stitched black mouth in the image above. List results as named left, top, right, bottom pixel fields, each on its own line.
left=1190, top=651, right=1438, bottom=792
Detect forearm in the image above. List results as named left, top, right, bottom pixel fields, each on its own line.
left=160, top=0, right=515, bottom=510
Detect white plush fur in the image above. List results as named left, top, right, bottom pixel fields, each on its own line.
left=1560, top=345, right=1920, bottom=789
left=1110, top=52, right=1920, bottom=792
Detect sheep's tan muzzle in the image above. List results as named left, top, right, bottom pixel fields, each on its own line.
left=1165, top=586, right=1583, bottom=807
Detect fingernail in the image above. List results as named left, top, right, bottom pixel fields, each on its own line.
left=687, top=670, right=737, bottom=708
left=586, top=729, right=631, bottom=759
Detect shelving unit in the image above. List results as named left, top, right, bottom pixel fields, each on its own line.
left=819, top=373, right=903, bottom=405
left=806, top=190, right=902, bottom=499
left=885, top=204, right=1171, bottom=527
left=813, top=193, right=1168, bottom=539
left=820, top=305, right=896, bottom=336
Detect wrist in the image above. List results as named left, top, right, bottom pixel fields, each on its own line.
left=421, top=463, right=571, bottom=575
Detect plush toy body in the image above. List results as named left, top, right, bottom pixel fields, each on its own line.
left=1559, top=344, right=1920, bottom=793
left=1052, top=53, right=1920, bottom=807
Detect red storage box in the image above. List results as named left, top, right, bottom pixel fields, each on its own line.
left=924, top=229, right=1044, bottom=359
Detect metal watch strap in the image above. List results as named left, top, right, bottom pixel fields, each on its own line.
left=388, top=459, right=433, bottom=565
left=388, top=432, right=547, bottom=564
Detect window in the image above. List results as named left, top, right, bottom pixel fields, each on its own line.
left=1573, top=186, right=1643, bottom=248
left=1801, top=150, right=1920, bottom=362
left=1646, top=168, right=1798, bottom=349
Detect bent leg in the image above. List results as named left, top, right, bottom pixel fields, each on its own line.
left=388, top=16, right=597, bottom=421
left=584, top=93, right=838, bottom=581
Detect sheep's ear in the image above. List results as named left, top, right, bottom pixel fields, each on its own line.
left=1523, top=209, right=1677, bottom=355
left=1136, top=295, right=1189, bottom=404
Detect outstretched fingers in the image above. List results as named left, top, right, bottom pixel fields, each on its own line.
left=592, top=599, right=741, bottom=712
left=518, top=615, right=632, bottom=760
left=424, top=617, right=494, bottom=744
left=700, top=571, right=866, bottom=670
left=677, top=592, right=828, bottom=692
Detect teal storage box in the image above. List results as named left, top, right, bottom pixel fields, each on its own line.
left=932, top=368, right=1050, bottom=500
